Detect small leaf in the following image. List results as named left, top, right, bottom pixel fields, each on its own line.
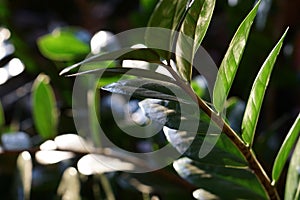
left=146, top=0, right=189, bottom=60
left=272, top=113, right=300, bottom=184
left=176, top=0, right=215, bottom=82
left=241, top=28, right=288, bottom=146
left=0, top=101, right=4, bottom=128
left=17, top=151, right=32, bottom=200
left=174, top=157, right=267, bottom=199
left=285, top=131, right=300, bottom=200
left=59, top=48, right=161, bottom=75
left=77, top=154, right=135, bottom=175
left=213, top=1, right=260, bottom=112
left=35, top=150, right=75, bottom=165
left=37, top=27, right=90, bottom=61
left=32, top=74, right=58, bottom=139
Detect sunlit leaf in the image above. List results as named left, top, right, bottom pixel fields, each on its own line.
left=241, top=28, right=288, bottom=146
left=37, top=27, right=90, bottom=61
left=77, top=154, right=135, bottom=175
left=285, top=131, right=300, bottom=200
left=174, top=157, right=267, bottom=199
left=213, top=1, right=260, bottom=113
left=60, top=48, right=161, bottom=75
left=35, top=150, right=75, bottom=165
left=146, top=0, right=189, bottom=60
left=32, top=74, right=58, bottom=139
left=272, top=113, right=300, bottom=184
left=176, top=0, right=215, bottom=82
left=54, top=133, right=92, bottom=153
left=17, top=151, right=32, bottom=200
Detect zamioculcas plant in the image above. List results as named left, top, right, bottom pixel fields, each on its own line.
left=61, top=0, right=299, bottom=199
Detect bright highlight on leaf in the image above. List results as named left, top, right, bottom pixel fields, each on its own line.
left=241, top=28, right=288, bottom=146
left=32, top=74, right=58, bottom=139
left=213, top=1, right=260, bottom=113
left=272, top=113, right=300, bottom=185
left=176, top=0, right=215, bottom=82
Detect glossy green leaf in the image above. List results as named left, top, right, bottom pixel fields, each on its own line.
left=176, top=0, right=215, bottom=82
left=213, top=1, right=260, bottom=113
left=60, top=48, right=161, bottom=75
left=32, top=74, right=58, bottom=139
left=242, top=28, right=288, bottom=146
left=273, top=113, right=300, bottom=184
left=37, top=28, right=90, bottom=61
left=285, top=129, right=300, bottom=200
left=174, top=157, right=267, bottom=199
left=146, top=0, right=189, bottom=60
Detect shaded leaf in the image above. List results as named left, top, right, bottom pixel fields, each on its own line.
left=146, top=0, right=189, bottom=60
left=285, top=131, right=300, bottom=200
left=273, top=113, right=300, bottom=184
left=0, top=101, right=4, bottom=128
left=176, top=0, right=215, bottom=82
left=139, top=99, right=246, bottom=166
left=102, top=78, right=193, bottom=104
left=17, top=151, right=32, bottom=200
left=32, top=74, right=58, bottom=139
left=241, top=28, right=288, bottom=146
left=1, top=132, right=31, bottom=150
left=60, top=48, right=161, bottom=75
left=37, top=27, right=90, bottom=61
left=213, top=1, right=260, bottom=112
left=174, top=157, right=267, bottom=199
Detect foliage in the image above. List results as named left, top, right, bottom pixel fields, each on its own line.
left=0, top=0, right=299, bottom=199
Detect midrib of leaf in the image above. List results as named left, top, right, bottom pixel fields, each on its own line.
left=241, top=28, right=288, bottom=146
left=213, top=1, right=260, bottom=113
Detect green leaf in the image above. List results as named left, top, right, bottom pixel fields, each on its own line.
left=139, top=99, right=246, bottom=166
left=102, top=78, right=192, bottom=105
left=273, top=113, right=300, bottom=184
left=37, top=27, right=90, bottom=61
left=213, top=1, right=260, bottom=113
left=0, top=101, right=5, bottom=128
left=146, top=0, right=189, bottom=60
left=32, top=74, right=58, bottom=139
left=59, top=48, right=161, bottom=75
left=174, top=157, right=267, bottom=199
left=285, top=130, right=300, bottom=200
left=241, top=28, right=288, bottom=146
left=176, top=0, right=215, bottom=82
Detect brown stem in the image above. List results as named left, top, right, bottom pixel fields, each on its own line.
left=195, top=94, right=280, bottom=200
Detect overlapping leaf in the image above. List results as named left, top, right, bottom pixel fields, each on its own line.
left=285, top=129, right=300, bottom=200
left=241, top=28, right=288, bottom=146
left=174, top=157, right=267, bottom=199
left=273, top=113, right=300, bottom=184
left=213, top=1, right=260, bottom=112
left=176, top=0, right=215, bottom=82
left=146, top=0, right=189, bottom=60
left=60, top=48, right=161, bottom=75
left=32, top=74, right=58, bottom=139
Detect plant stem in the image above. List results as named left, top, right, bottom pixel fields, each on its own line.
left=195, top=95, right=280, bottom=200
